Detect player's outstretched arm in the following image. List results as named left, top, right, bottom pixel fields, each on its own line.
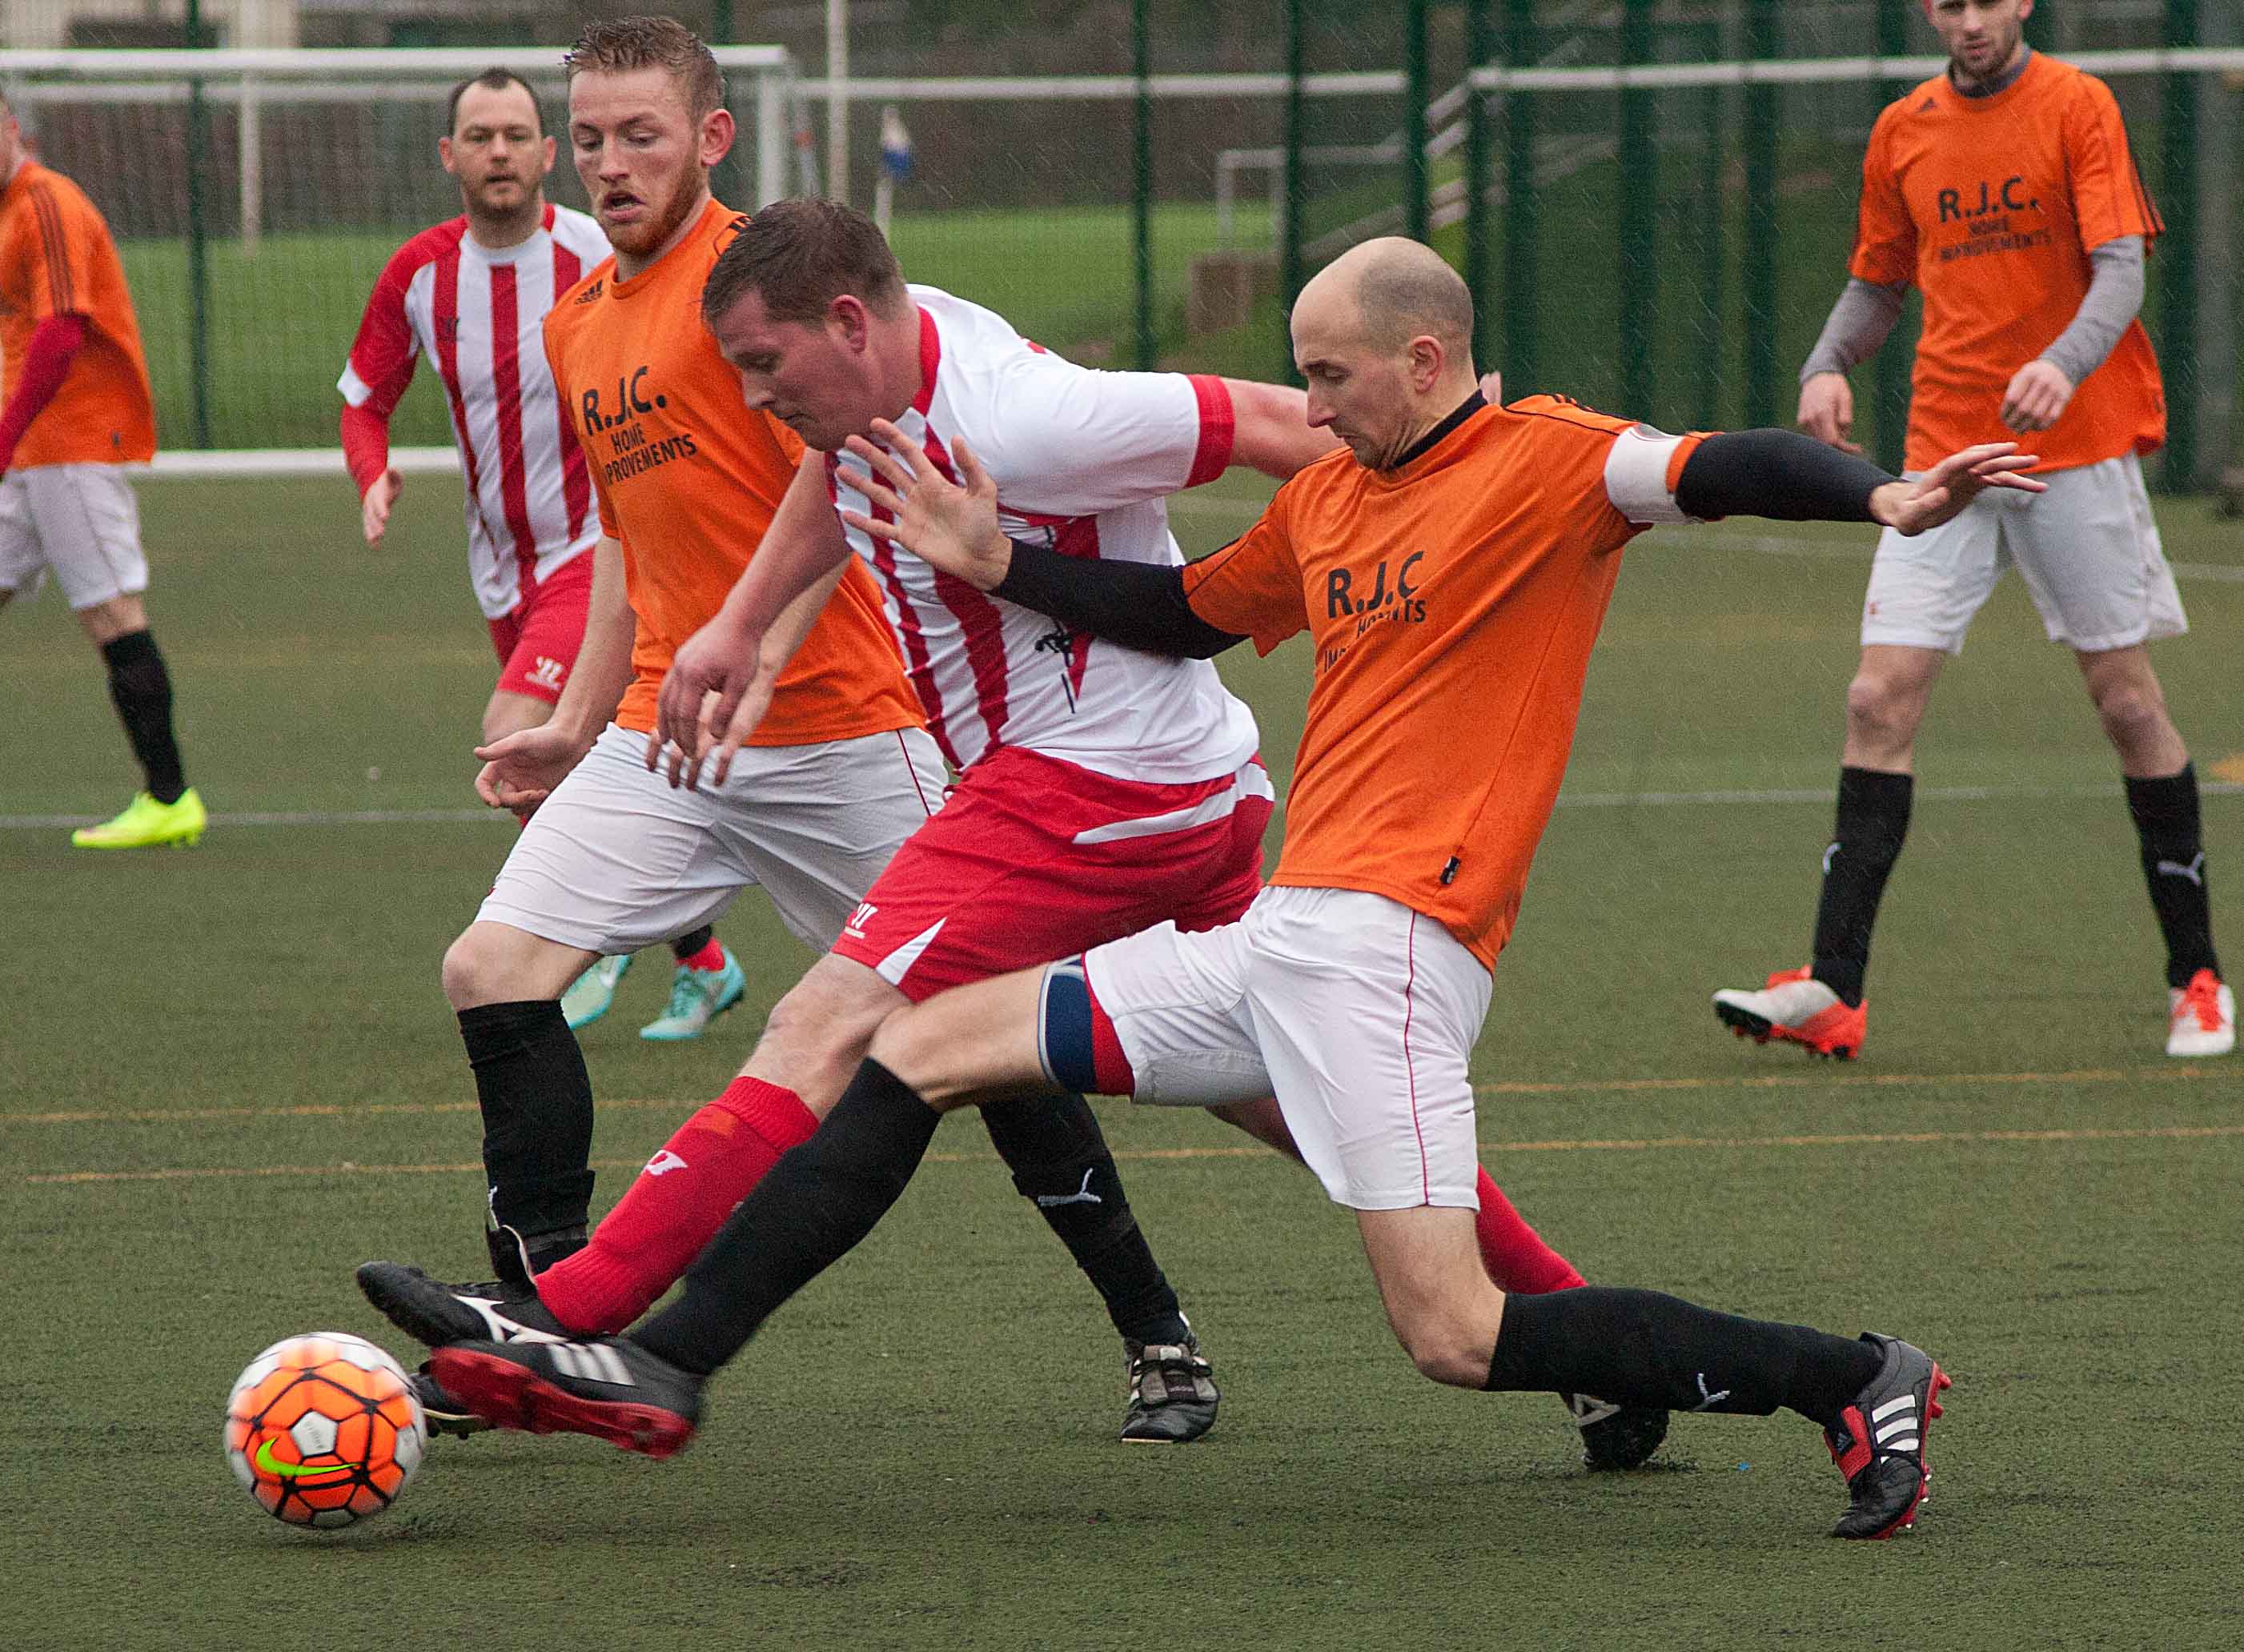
left=1220, top=379, right=1343, bottom=479
left=843, top=419, right=1246, bottom=660
left=1672, top=428, right=2041, bottom=539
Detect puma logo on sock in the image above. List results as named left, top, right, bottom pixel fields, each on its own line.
left=1692, top=1372, right=1732, bottom=1411
left=2156, top=852, right=2206, bottom=887
left=1034, top=1169, right=1102, bottom=1209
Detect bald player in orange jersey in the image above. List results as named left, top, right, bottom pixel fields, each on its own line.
left=408, top=15, right=1240, bottom=1445
left=1714, top=0, right=2231, bottom=1061
left=431, top=239, right=2039, bottom=1541
left=0, top=90, right=202, bottom=850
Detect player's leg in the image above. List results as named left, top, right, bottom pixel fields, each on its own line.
left=1715, top=495, right=1997, bottom=1057
left=1232, top=893, right=1941, bottom=1538
left=424, top=966, right=1058, bottom=1453
left=25, top=466, right=202, bottom=849
left=438, top=725, right=744, bottom=1285
left=2014, top=455, right=2229, bottom=1054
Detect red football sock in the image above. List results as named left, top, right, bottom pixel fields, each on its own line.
left=1474, top=1166, right=1586, bottom=1294
left=536, top=1076, right=819, bottom=1333
left=676, top=936, right=726, bottom=972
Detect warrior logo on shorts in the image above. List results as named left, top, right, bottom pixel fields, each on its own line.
left=842, top=901, right=877, bottom=941
left=527, top=656, right=567, bottom=692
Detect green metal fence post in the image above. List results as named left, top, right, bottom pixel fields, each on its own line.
left=1499, top=0, right=1537, bottom=395
left=1873, top=0, right=1912, bottom=473
left=1464, top=0, right=1494, bottom=373
left=1743, top=0, right=1780, bottom=431
left=1404, top=0, right=1430, bottom=244
left=1694, top=18, right=1724, bottom=431
left=710, top=0, right=742, bottom=206
left=1618, top=0, right=1654, bottom=417
left=2159, top=0, right=2198, bottom=487
left=1280, top=0, right=1306, bottom=382
left=1133, top=0, right=1154, bottom=371
left=185, top=0, right=212, bottom=449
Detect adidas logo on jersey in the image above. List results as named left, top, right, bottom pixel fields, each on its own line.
left=573, top=278, right=605, bottom=304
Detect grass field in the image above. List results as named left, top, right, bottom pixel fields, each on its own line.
left=5, top=471, right=2242, bottom=1650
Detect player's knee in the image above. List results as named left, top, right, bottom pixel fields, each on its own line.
left=864, top=1002, right=945, bottom=1093
left=441, top=926, right=516, bottom=1011
left=1391, top=1311, right=1491, bottom=1389
left=2089, top=677, right=2169, bottom=751
left=1844, top=671, right=1922, bottom=748
left=762, top=965, right=894, bottom=1077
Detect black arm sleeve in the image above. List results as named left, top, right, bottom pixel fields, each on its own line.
left=1673, top=427, right=1897, bottom=523
left=992, top=539, right=1248, bottom=660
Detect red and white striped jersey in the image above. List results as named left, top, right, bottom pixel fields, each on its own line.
left=339, top=204, right=611, bottom=620
left=830, top=285, right=1258, bottom=784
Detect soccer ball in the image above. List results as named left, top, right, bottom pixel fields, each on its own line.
left=223, top=1332, right=426, bottom=1528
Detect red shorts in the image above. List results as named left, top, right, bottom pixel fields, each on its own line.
left=829, top=745, right=1272, bottom=1001
left=486, top=551, right=594, bottom=706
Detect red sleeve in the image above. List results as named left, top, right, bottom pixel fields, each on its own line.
left=0, top=313, right=86, bottom=473
left=1184, top=375, right=1236, bottom=487
left=339, top=402, right=391, bottom=496
left=1848, top=105, right=1917, bottom=287
left=339, top=248, right=423, bottom=419
left=2065, top=74, right=2162, bottom=254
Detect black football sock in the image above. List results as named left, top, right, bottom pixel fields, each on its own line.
left=669, top=925, right=716, bottom=962
left=1810, top=766, right=1913, bottom=1007
left=100, top=629, right=187, bottom=804
left=2126, top=764, right=2221, bottom=988
left=633, top=1059, right=942, bottom=1376
left=456, top=1000, right=597, bottom=1281
left=1484, top=1286, right=1884, bottom=1429
left=981, top=1093, right=1190, bottom=1347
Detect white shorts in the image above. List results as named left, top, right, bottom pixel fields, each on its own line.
left=1860, top=452, right=2184, bottom=656
left=477, top=722, right=945, bottom=956
left=1078, top=885, right=1493, bottom=1211
left=0, top=463, right=149, bottom=610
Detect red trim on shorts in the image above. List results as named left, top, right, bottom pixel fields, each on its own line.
left=894, top=728, right=937, bottom=819
left=487, top=263, right=542, bottom=604
left=1082, top=964, right=1137, bottom=1096
left=1185, top=375, right=1236, bottom=487
left=1402, top=911, right=1431, bottom=1206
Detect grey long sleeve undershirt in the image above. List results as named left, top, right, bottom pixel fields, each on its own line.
left=1801, top=236, right=2146, bottom=388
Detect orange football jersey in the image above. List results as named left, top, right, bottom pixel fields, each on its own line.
left=542, top=196, right=920, bottom=745
left=0, top=161, right=156, bottom=467
left=1850, top=53, right=2164, bottom=472
left=1182, top=395, right=1702, bottom=969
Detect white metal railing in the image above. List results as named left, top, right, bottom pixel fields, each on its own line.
left=0, top=46, right=800, bottom=247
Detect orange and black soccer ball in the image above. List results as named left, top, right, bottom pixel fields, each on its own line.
left=223, top=1332, right=426, bottom=1528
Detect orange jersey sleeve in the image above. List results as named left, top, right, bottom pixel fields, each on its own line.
left=0, top=164, right=156, bottom=467
left=541, top=199, right=919, bottom=747
left=1848, top=105, right=1918, bottom=287
left=2062, top=73, right=2162, bottom=253
left=1178, top=483, right=1312, bottom=655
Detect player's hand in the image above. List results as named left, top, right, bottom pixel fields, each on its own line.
left=361, top=469, right=404, bottom=546
left=837, top=420, right=1013, bottom=592
left=1870, top=441, right=2046, bottom=536
left=1796, top=373, right=1862, bottom=454
left=651, top=615, right=765, bottom=791
left=2000, top=359, right=2074, bottom=433
left=472, top=721, right=593, bottom=813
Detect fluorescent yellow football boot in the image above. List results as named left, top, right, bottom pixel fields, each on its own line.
left=71, top=787, right=207, bottom=849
